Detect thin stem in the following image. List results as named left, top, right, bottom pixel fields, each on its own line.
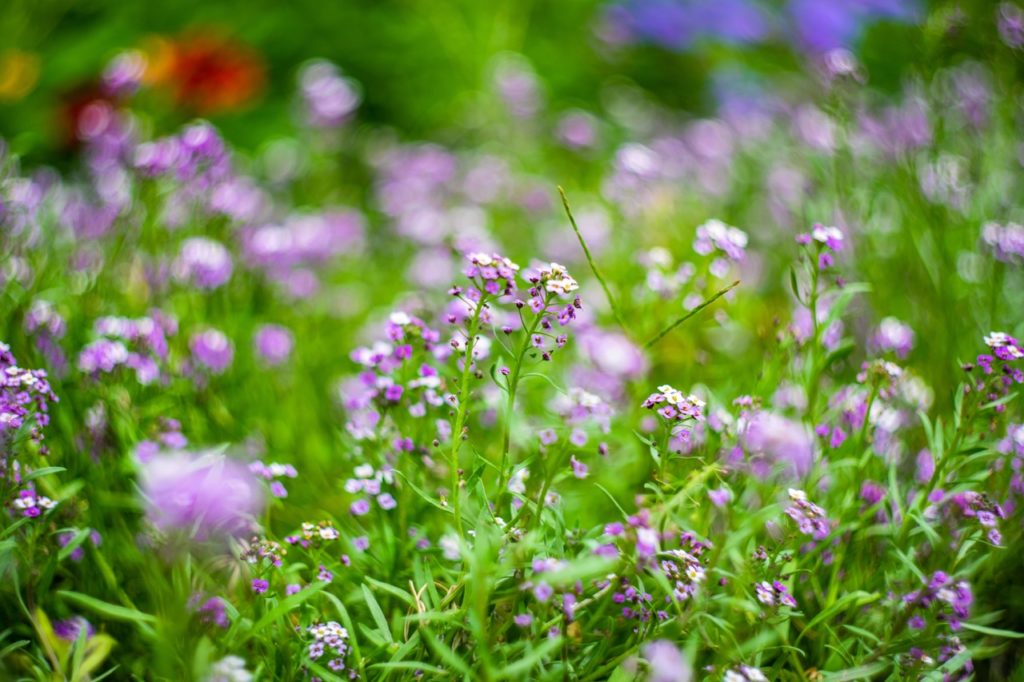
left=496, top=307, right=547, bottom=497
left=643, top=280, right=740, bottom=349
left=449, top=299, right=487, bottom=536
left=805, top=262, right=821, bottom=423
left=558, top=186, right=628, bottom=332
left=857, top=385, right=878, bottom=450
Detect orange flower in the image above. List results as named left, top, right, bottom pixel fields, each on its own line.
left=146, top=30, right=265, bottom=114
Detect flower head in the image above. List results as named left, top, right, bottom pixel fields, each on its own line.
left=140, top=450, right=264, bottom=542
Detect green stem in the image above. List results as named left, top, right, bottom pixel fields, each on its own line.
left=449, top=298, right=487, bottom=536
left=857, top=385, right=878, bottom=451
left=805, top=262, right=822, bottom=423
left=496, top=306, right=547, bottom=498
left=644, top=280, right=740, bottom=349
left=558, top=186, right=627, bottom=332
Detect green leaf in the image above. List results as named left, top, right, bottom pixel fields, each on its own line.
left=364, top=577, right=414, bottom=606
left=57, top=528, right=93, bottom=562
left=420, top=626, right=472, bottom=677
left=840, top=624, right=881, bottom=645
left=497, top=635, right=563, bottom=678
left=959, top=622, right=1024, bottom=639
left=323, top=592, right=362, bottom=673
left=25, top=466, right=67, bottom=481
left=796, top=591, right=879, bottom=644
left=361, top=584, right=394, bottom=643
left=0, top=639, right=29, bottom=660
left=57, top=591, right=156, bottom=626
left=394, top=471, right=452, bottom=514
left=244, top=582, right=326, bottom=641
left=822, top=660, right=892, bottom=681
left=370, top=661, right=450, bottom=676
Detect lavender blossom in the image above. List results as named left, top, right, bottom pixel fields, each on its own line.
left=174, top=237, right=233, bottom=290
left=190, top=329, right=234, bottom=375
left=253, top=325, right=294, bottom=366
left=140, top=450, right=264, bottom=542
left=740, top=411, right=814, bottom=479
left=298, top=60, right=361, bottom=129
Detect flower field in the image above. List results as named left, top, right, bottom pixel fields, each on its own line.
left=2, top=1, right=1024, bottom=680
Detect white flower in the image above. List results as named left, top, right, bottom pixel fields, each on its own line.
left=389, top=311, right=411, bottom=326
left=318, top=526, right=340, bottom=541
left=985, top=331, right=1023, bottom=357
left=539, top=263, right=579, bottom=295
left=440, top=535, right=461, bottom=561
left=811, top=224, right=844, bottom=246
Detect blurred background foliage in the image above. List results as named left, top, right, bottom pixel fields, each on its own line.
left=0, top=0, right=988, bottom=159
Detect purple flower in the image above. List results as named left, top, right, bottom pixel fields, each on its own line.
left=539, top=429, right=558, bottom=446
left=350, top=499, right=371, bottom=516
left=871, top=318, right=915, bottom=358
left=139, top=450, right=264, bottom=542
left=784, top=489, right=833, bottom=541
left=0, top=343, right=58, bottom=452
left=102, top=50, right=146, bottom=96
left=790, top=0, right=920, bottom=54
left=533, top=582, right=554, bottom=603
left=981, top=222, right=1024, bottom=264
left=377, top=493, right=397, bottom=510
left=286, top=584, right=302, bottom=596
left=513, top=613, right=533, bottom=627
left=570, top=455, right=589, bottom=479
left=708, top=487, right=732, bottom=508
left=999, top=3, right=1024, bottom=48
left=190, top=329, right=234, bottom=374
left=251, top=579, right=269, bottom=594
left=741, top=411, right=814, bottom=479
left=193, top=595, right=230, bottom=628
left=253, top=325, right=294, bottom=366
left=174, top=237, right=233, bottom=290
left=53, top=617, right=95, bottom=642
left=298, top=60, right=361, bottom=128
left=642, top=640, right=692, bottom=682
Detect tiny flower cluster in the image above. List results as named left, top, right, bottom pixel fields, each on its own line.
left=902, top=571, right=973, bottom=631
left=306, top=621, right=350, bottom=674
left=11, top=487, right=57, bottom=517
left=724, top=666, right=769, bottom=682
left=784, top=489, right=832, bottom=541
left=981, top=221, right=1024, bottom=263
left=964, top=332, right=1024, bottom=407
left=241, top=537, right=287, bottom=567
left=797, top=223, right=844, bottom=270
left=536, top=262, right=579, bottom=295
left=1, top=342, right=58, bottom=452
left=754, top=580, right=798, bottom=609
left=345, top=464, right=397, bottom=515
left=642, top=385, right=705, bottom=423
left=249, top=460, right=298, bottom=498
left=693, top=218, right=748, bottom=277
left=464, top=252, right=520, bottom=295
left=78, top=314, right=176, bottom=385
left=288, top=520, right=341, bottom=547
